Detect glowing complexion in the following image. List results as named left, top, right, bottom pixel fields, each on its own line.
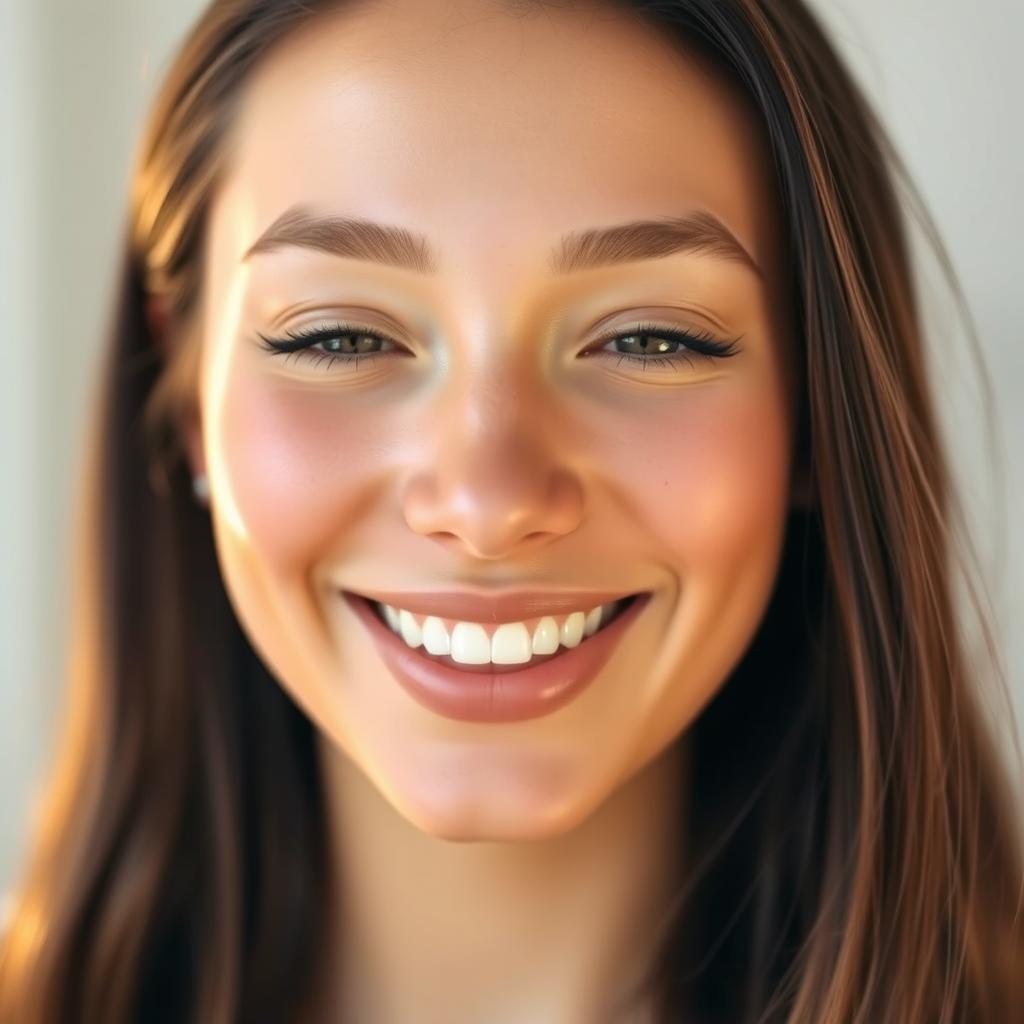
left=178, top=0, right=801, bottom=1018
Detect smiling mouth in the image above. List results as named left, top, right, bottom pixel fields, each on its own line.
left=341, top=588, right=653, bottom=722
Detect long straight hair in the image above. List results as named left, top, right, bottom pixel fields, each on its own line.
left=2, top=1, right=1022, bottom=1021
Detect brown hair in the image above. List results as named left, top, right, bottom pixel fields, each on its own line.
left=2, top=1, right=1022, bottom=1021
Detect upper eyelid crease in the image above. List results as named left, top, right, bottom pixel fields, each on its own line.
left=240, top=204, right=763, bottom=280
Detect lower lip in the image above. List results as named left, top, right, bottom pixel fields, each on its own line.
left=342, top=590, right=651, bottom=723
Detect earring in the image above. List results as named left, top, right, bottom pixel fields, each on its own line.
left=192, top=473, right=210, bottom=505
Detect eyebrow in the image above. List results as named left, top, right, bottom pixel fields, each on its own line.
left=241, top=203, right=763, bottom=279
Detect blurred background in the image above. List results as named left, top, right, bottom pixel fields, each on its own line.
left=2, top=0, right=1022, bottom=897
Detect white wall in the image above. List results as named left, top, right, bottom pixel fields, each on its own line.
left=1, top=0, right=46, bottom=907
left=2, top=0, right=1021, bottom=893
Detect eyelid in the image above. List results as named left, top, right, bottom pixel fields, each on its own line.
left=584, top=303, right=732, bottom=336
left=273, top=308, right=415, bottom=343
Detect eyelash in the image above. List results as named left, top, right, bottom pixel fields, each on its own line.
left=255, top=319, right=741, bottom=373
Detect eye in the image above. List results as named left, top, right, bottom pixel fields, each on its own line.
left=583, top=321, right=741, bottom=372
left=255, top=318, right=742, bottom=374
left=256, top=322, right=404, bottom=371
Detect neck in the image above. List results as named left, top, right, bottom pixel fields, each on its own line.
left=314, top=734, right=689, bottom=1024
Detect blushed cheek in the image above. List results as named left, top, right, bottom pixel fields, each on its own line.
left=214, top=373, right=396, bottom=576
left=608, top=383, right=790, bottom=574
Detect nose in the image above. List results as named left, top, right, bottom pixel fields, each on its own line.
left=401, top=382, right=584, bottom=560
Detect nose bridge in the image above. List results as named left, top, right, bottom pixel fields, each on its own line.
left=441, top=366, right=549, bottom=491
left=402, top=350, right=584, bottom=559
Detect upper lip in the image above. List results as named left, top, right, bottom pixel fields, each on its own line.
left=346, top=588, right=642, bottom=623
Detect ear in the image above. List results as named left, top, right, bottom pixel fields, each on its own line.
left=144, top=292, right=207, bottom=482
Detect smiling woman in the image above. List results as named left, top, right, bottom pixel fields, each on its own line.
left=1, top=0, right=1022, bottom=1022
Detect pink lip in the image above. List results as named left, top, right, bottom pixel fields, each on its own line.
left=343, top=590, right=651, bottom=723
left=347, top=587, right=637, bottom=624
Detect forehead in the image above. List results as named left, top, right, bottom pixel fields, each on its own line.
left=214, top=0, right=782, bottom=286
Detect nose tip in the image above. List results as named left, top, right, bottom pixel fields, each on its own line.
left=402, top=466, right=584, bottom=560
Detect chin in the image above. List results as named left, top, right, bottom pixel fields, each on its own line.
left=380, top=752, right=607, bottom=843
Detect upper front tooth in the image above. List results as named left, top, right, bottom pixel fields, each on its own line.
left=490, top=623, right=533, bottom=664
left=450, top=622, right=491, bottom=664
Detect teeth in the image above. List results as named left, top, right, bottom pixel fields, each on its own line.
left=375, top=599, right=625, bottom=665
left=560, top=611, right=585, bottom=649
left=382, top=604, right=401, bottom=632
left=489, top=622, right=533, bottom=664
left=531, top=616, right=560, bottom=656
left=421, top=616, right=451, bottom=655
left=450, top=622, right=494, bottom=665
left=398, top=609, right=422, bottom=648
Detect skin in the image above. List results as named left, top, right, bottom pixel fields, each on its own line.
left=166, top=0, right=805, bottom=1018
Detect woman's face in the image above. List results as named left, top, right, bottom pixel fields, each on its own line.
left=192, top=0, right=798, bottom=840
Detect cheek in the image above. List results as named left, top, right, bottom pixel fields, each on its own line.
left=595, top=378, right=792, bottom=749
left=608, top=380, right=790, bottom=573
left=212, top=373, right=392, bottom=575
